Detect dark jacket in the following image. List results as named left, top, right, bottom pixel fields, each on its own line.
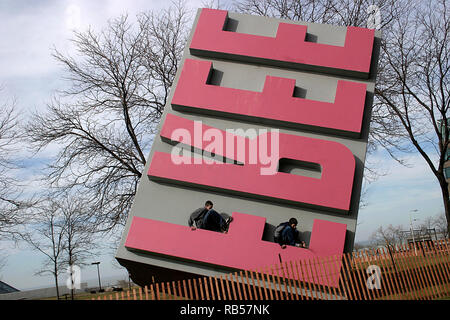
left=274, top=222, right=290, bottom=244
left=281, top=225, right=299, bottom=246
left=188, top=207, right=208, bottom=228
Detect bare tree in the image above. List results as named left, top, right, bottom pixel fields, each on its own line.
left=435, top=214, right=450, bottom=239
left=352, top=242, right=367, bottom=251
left=375, top=0, right=450, bottom=234
left=25, top=3, right=191, bottom=232
left=0, top=91, right=29, bottom=240
left=369, top=224, right=405, bottom=247
left=59, top=195, right=98, bottom=300
left=21, top=194, right=98, bottom=300
left=417, top=213, right=449, bottom=239
left=20, top=199, right=66, bottom=300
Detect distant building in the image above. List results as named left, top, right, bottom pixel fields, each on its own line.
left=0, top=281, right=19, bottom=294
left=400, top=228, right=448, bottom=253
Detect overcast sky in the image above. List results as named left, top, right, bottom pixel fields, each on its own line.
left=0, top=0, right=445, bottom=291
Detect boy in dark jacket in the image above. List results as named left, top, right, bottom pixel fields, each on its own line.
left=274, top=218, right=306, bottom=249
left=188, top=200, right=233, bottom=233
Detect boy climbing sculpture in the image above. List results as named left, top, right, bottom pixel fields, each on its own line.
left=188, top=200, right=233, bottom=233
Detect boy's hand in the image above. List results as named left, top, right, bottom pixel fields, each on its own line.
left=281, top=244, right=287, bottom=249
left=191, top=226, right=196, bottom=230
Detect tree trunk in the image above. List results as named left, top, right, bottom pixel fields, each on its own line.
left=54, top=270, right=60, bottom=300
left=70, top=264, right=74, bottom=300
left=439, top=179, right=450, bottom=239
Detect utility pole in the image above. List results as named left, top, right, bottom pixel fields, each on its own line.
left=91, top=262, right=102, bottom=292
left=410, top=209, right=419, bottom=255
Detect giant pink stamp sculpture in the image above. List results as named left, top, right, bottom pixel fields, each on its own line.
left=118, top=7, right=380, bottom=289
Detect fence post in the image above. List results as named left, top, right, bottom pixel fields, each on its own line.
left=192, top=278, right=199, bottom=300
left=208, top=277, right=216, bottom=300
left=331, top=255, right=344, bottom=299
left=415, top=247, right=439, bottom=299
left=343, top=253, right=360, bottom=300
left=219, top=276, right=227, bottom=300
left=224, top=274, right=232, bottom=300
left=398, top=244, right=422, bottom=300
left=203, top=277, right=210, bottom=300
left=161, top=282, right=167, bottom=300
left=172, top=282, right=178, bottom=300
left=274, top=265, right=285, bottom=300
left=376, top=248, right=396, bottom=300
left=403, top=244, right=432, bottom=300
left=150, top=284, right=155, bottom=300
left=249, top=270, right=259, bottom=300
left=296, top=260, right=310, bottom=300
left=351, top=251, right=369, bottom=300
left=290, top=261, right=303, bottom=300
left=166, top=282, right=172, bottom=300
left=234, top=272, right=243, bottom=300
left=213, top=276, right=220, bottom=300
left=427, top=243, right=448, bottom=297
left=186, top=279, right=192, bottom=300
left=257, top=267, right=269, bottom=300
left=422, top=245, right=444, bottom=299
left=243, top=270, right=253, bottom=300
left=239, top=271, right=248, bottom=300
left=286, top=261, right=299, bottom=300
left=182, top=279, right=188, bottom=300
left=381, top=247, right=402, bottom=299
left=264, top=266, right=274, bottom=300
left=198, top=278, right=205, bottom=300
left=281, top=261, right=294, bottom=300
left=269, top=267, right=280, bottom=300
left=392, top=246, right=415, bottom=299
left=332, top=255, right=346, bottom=300
left=321, top=256, right=337, bottom=300
left=387, top=245, right=409, bottom=298
left=433, top=240, right=450, bottom=295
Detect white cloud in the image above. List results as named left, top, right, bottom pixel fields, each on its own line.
left=65, top=3, right=82, bottom=30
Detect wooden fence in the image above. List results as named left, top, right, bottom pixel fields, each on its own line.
left=94, top=239, right=450, bottom=300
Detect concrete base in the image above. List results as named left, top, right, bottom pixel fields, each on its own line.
left=116, top=257, right=203, bottom=287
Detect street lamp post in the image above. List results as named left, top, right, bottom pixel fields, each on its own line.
left=410, top=209, right=419, bottom=255
left=91, top=262, right=102, bottom=292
